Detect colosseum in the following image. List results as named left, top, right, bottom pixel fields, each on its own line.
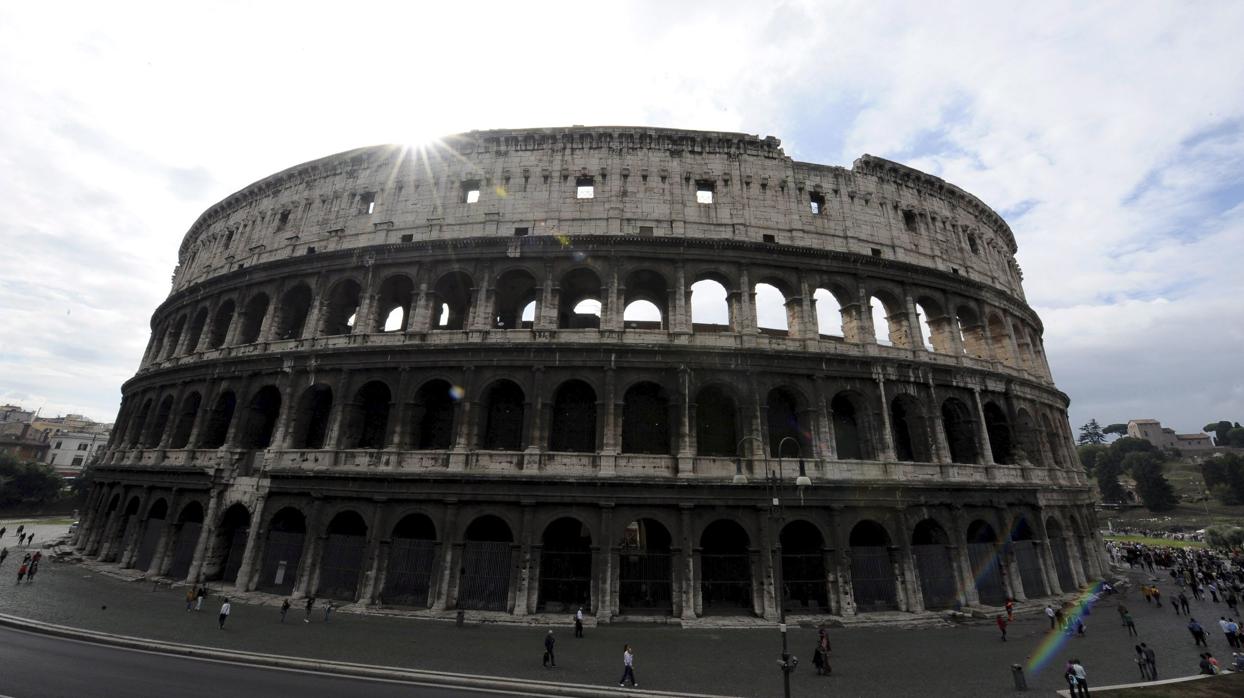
left=75, top=126, right=1105, bottom=621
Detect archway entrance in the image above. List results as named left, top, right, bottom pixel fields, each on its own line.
left=134, top=499, right=168, bottom=572
left=618, top=519, right=673, bottom=615
left=538, top=518, right=593, bottom=612
left=780, top=520, right=828, bottom=612
left=458, top=516, right=514, bottom=611
left=317, top=511, right=368, bottom=601
left=911, top=519, right=957, bottom=610
left=849, top=520, right=898, bottom=612
left=699, top=520, right=752, bottom=615
left=383, top=513, right=438, bottom=608
left=258, top=508, right=306, bottom=595
left=1011, top=518, right=1047, bottom=598
left=167, top=501, right=205, bottom=581
left=1046, top=518, right=1076, bottom=593
left=210, top=503, right=251, bottom=583
left=967, top=520, right=1006, bottom=606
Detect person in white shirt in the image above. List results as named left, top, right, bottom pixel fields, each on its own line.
left=219, top=598, right=232, bottom=629
left=619, top=644, right=637, bottom=687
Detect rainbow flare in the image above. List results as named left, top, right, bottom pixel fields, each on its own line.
left=1026, top=580, right=1104, bottom=675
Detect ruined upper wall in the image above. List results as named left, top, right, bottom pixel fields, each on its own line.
left=170, top=126, right=1025, bottom=299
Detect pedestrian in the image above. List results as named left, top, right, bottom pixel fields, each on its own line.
left=185, top=587, right=195, bottom=611
left=543, top=629, right=556, bottom=668
left=0, top=526, right=6, bottom=539
left=1123, top=611, right=1137, bottom=637
left=1171, top=597, right=1181, bottom=615
left=16, top=524, right=24, bottom=539
left=304, top=596, right=315, bottom=623
left=574, top=607, right=584, bottom=638
left=0, top=547, right=7, bottom=567
left=218, top=598, right=231, bottom=629
left=1227, top=618, right=1240, bottom=649
left=814, top=628, right=831, bottom=676
left=323, top=600, right=334, bottom=623
left=280, top=598, right=291, bottom=622
left=619, top=644, right=637, bottom=687
left=1209, top=583, right=1219, bottom=603
left=1141, top=643, right=1156, bottom=680
left=16, top=562, right=28, bottom=583
left=1189, top=618, right=1208, bottom=647
left=1070, top=658, right=1088, bottom=696
left=1063, top=662, right=1080, bottom=697
left=1055, top=607, right=1065, bottom=630
left=1117, top=604, right=1129, bottom=626
left=1219, top=617, right=1234, bottom=647
left=996, top=614, right=1008, bottom=641
left=1133, top=645, right=1151, bottom=681
left=1075, top=618, right=1086, bottom=637
left=1180, top=592, right=1191, bottom=615
left=1227, top=592, right=1238, bottom=615
left=1046, top=604, right=1056, bottom=630
left=1152, top=587, right=1161, bottom=606
left=1005, top=598, right=1014, bottom=622
left=26, top=558, right=37, bottom=582
left=195, top=585, right=206, bottom=611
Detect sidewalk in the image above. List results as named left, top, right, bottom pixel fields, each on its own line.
left=0, top=547, right=1234, bottom=697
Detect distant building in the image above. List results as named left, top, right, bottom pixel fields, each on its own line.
left=0, top=422, right=50, bottom=461
left=1126, top=419, right=1214, bottom=450
left=0, top=404, right=112, bottom=477
left=0, top=404, right=35, bottom=424
left=44, top=430, right=110, bottom=478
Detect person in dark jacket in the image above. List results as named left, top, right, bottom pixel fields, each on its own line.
left=543, top=630, right=556, bottom=667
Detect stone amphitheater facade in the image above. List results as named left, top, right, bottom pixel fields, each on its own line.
left=76, top=126, right=1104, bottom=620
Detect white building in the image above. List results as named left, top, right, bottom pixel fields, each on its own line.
left=1126, top=419, right=1214, bottom=450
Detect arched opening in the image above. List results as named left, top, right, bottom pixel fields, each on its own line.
left=1010, top=518, right=1047, bottom=597
left=167, top=501, right=205, bottom=581
left=849, top=520, right=898, bottom=611
left=941, top=398, right=979, bottom=464
left=168, top=392, right=202, bottom=449
left=813, top=288, right=845, bottom=337
left=911, top=519, right=956, bottom=609
left=208, top=300, right=235, bottom=349
left=480, top=380, right=524, bottom=451
left=127, top=399, right=152, bottom=447
left=143, top=395, right=175, bottom=448
left=1045, top=517, right=1076, bottom=593
left=700, top=519, right=753, bottom=615
left=754, top=282, right=789, bottom=333
left=549, top=380, right=597, bottom=452
left=690, top=278, right=730, bottom=330
left=257, top=507, right=306, bottom=595
left=695, top=386, right=737, bottom=457
left=107, top=496, right=142, bottom=562
left=275, top=283, right=313, bottom=340
left=134, top=498, right=168, bottom=572
left=321, top=280, right=362, bottom=336
left=766, top=388, right=808, bottom=458
left=207, top=503, right=251, bottom=584
left=492, top=269, right=538, bottom=329
left=619, top=518, right=673, bottom=615
left=184, top=308, right=208, bottom=353
left=430, top=271, right=473, bottom=330
left=375, top=275, right=414, bottom=332
left=164, top=315, right=185, bottom=358
left=383, top=513, right=438, bottom=607
left=870, top=295, right=897, bottom=346
left=238, top=293, right=270, bottom=344
left=966, top=520, right=1006, bottom=606
left=832, top=393, right=870, bottom=460
left=238, top=386, right=281, bottom=449
left=622, top=270, right=667, bottom=330
left=342, top=381, right=392, bottom=449
left=956, top=305, right=986, bottom=358
left=289, top=384, right=333, bottom=449
left=621, top=382, right=670, bottom=454
left=197, top=391, right=236, bottom=449
left=1013, top=322, right=1035, bottom=370
left=317, top=510, right=369, bottom=601
left=986, top=313, right=1014, bottom=365
left=983, top=401, right=1013, bottom=464
left=780, top=520, right=828, bottom=612
left=890, top=394, right=932, bottom=463
left=558, top=268, right=602, bottom=329
left=538, top=517, right=593, bottom=612
left=458, top=515, right=515, bottom=611
left=1030, top=331, right=1048, bottom=377
left=915, top=299, right=950, bottom=352
left=410, top=380, right=456, bottom=449
left=1014, top=408, right=1041, bottom=465
left=148, top=325, right=165, bottom=362
left=1042, top=414, right=1066, bottom=468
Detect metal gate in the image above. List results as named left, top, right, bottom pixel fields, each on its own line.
left=167, top=522, right=202, bottom=580
left=457, top=541, right=513, bottom=611
left=258, top=531, right=305, bottom=594
left=134, top=520, right=165, bottom=572
left=781, top=552, right=828, bottom=612
left=700, top=553, right=752, bottom=614
left=850, top=546, right=898, bottom=611
left=219, top=528, right=249, bottom=583
left=318, top=534, right=367, bottom=601
left=538, top=550, right=592, bottom=612
left=1050, top=539, right=1076, bottom=593
left=1013, top=541, right=1047, bottom=598
left=382, top=539, right=437, bottom=607
left=967, top=543, right=1006, bottom=606
left=618, top=552, right=672, bottom=614
left=912, top=545, right=957, bottom=610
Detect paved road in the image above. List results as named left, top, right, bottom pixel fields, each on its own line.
left=0, top=625, right=534, bottom=698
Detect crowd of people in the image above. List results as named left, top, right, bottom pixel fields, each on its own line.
left=0, top=524, right=43, bottom=583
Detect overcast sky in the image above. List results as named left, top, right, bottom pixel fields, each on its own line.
left=1, top=1, right=1241, bottom=434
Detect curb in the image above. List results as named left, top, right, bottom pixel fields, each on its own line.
left=0, top=612, right=735, bottom=698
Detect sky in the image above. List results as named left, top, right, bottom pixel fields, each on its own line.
left=1, top=1, right=1242, bottom=435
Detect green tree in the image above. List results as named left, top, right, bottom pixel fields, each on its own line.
left=1103, top=423, right=1129, bottom=438
left=1205, top=420, right=1234, bottom=444
left=1226, top=427, right=1244, bottom=448
left=0, top=453, right=64, bottom=507
left=1201, top=453, right=1244, bottom=503
left=1095, top=458, right=1127, bottom=503
left=1077, top=443, right=1109, bottom=475
left=1124, top=452, right=1178, bottom=511
left=1078, top=419, right=1107, bottom=445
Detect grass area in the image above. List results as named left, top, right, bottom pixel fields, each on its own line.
left=1103, top=534, right=1206, bottom=549
left=1088, top=671, right=1244, bottom=697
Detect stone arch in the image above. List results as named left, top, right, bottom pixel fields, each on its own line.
left=458, top=514, right=515, bottom=611
left=383, top=512, right=439, bottom=607
left=848, top=519, right=898, bottom=611
left=986, top=312, right=1015, bottom=365
left=966, top=519, right=1006, bottom=605
left=911, top=518, right=956, bottom=609
left=238, top=292, right=270, bottom=344
left=257, top=506, right=307, bottom=594
left=914, top=295, right=954, bottom=353
left=831, top=391, right=874, bottom=460
left=699, top=519, right=753, bottom=615
left=955, top=303, right=986, bottom=358
left=695, top=384, right=738, bottom=457
left=1045, top=516, right=1076, bottom=592
left=1010, top=516, right=1047, bottom=597
left=1041, top=413, right=1066, bottom=468
left=868, top=289, right=906, bottom=346
left=492, top=268, right=539, bottom=330
left=766, top=386, right=809, bottom=458
left=890, top=393, right=933, bottom=463
left=549, top=379, right=597, bottom=452
left=375, top=274, right=415, bottom=332
left=618, top=517, right=674, bottom=615
left=289, top=384, right=333, bottom=449
left=754, top=280, right=790, bottom=333
left=208, top=299, right=235, bottom=349
left=480, top=379, right=525, bottom=451
left=168, top=392, right=202, bottom=449
left=206, top=502, right=251, bottom=584
left=167, top=499, right=205, bottom=581
left=127, top=398, right=153, bottom=447
left=197, top=391, right=236, bottom=449
left=143, top=394, right=175, bottom=448
left=1014, top=408, right=1041, bottom=466
left=941, top=397, right=979, bottom=464
left=238, top=385, right=282, bottom=449
left=690, top=276, right=730, bottom=330
left=341, top=380, right=393, bottom=449
left=780, top=519, right=828, bottom=612
left=621, top=381, right=671, bottom=454
left=184, top=307, right=208, bottom=353
left=410, top=379, right=456, bottom=449
left=275, top=283, right=313, bottom=340
left=430, top=271, right=473, bottom=330
left=163, top=315, right=186, bottom=358
left=321, top=279, right=362, bottom=336
left=134, top=497, right=169, bottom=572
left=318, top=510, right=369, bottom=601
left=813, top=286, right=847, bottom=337
left=538, top=517, right=593, bottom=612
left=983, top=401, right=1013, bottom=464
left=622, top=269, right=668, bottom=330
left=558, top=267, right=602, bottom=329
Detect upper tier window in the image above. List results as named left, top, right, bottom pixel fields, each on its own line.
left=576, top=176, right=594, bottom=199
left=696, top=181, right=714, bottom=204
left=462, top=181, right=481, bottom=204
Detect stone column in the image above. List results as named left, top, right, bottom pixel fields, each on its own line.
left=357, top=505, right=387, bottom=604
left=738, top=266, right=757, bottom=332
left=671, top=263, right=690, bottom=335
left=433, top=501, right=460, bottom=610
left=759, top=507, right=777, bottom=619
left=185, top=487, right=221, bottom=584
left=1032, top=513, right=1060, bottom=596
left=268, top=375, right=301, bottom=450
left=322, top=371, right=355, bottom=449
left=894, top=509, right=921, bottom=612
left=679, top=505, right=696, bottom=620
left=512, top=504, right=536, bottom=616
left=875, top=374, right=897, bottom=461
left=972, top=388, right=995, bottom=465
left=950, top=506, right=980, bottom=606
left=467, top=265, right=493, bottom=331
left=601, top=264, right=622, bottom=332
left=409, top=281, right=432, bottom=333
left=826, top=506, right=855, bottom=616
left=926, top=379, right=951, bottom=464
left=795, top=274, right=817, bottom=339
left=119, top=487, right=153, bottom=568
left=524, top=367, right=545, bottom=462
left=676, top=366, right=693, bottom=476
left=813, top=376, right=835, bottom=463
left=233, top=493, right=268, bottom=593
left=535, top=262, right=558, bottom=331
left=149, top=490, right=181, bottom=577
left=596, top=504, right=614, bottom=619
left=599, top=368, right=618, bottom=475
left=905, top=291, right=925, bottom=350
left=293, top=501, right=324, bottom=598
left=993, top=509, right=1023, bottom=602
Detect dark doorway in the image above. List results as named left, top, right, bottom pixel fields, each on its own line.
left=383, top=513, right=438, bottom=608
left=258, top=508, right=306, bottom=595
left=618, top=519, right=673, bottom=615
left=538, top=518, right=592, bottom=612
left=780, top=520, right=828, bottom=612
left=481, top=380, right=525, bottom=451
left=622, top=382, right=670, bottom=454
left=699, top=520, right=752, bottom=615
left=549, top=380, right=597, bottom=452
left=411, top=380, right=456, bottom=449
left=458, top=515, right=514, bottom=611
left=318, top=511, right=369, bottom=601
left=911, top=519, right=957, bottom=610
left=849, top=520, right=898, bottom=611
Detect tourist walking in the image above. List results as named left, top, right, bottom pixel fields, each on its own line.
left=1069, top=658, right=1088, bottom=696
left=1116, top=604, right=1129, bottom=626
left=1141, top=643, right=1157, bottom=679
left=195, top=586, right=207, bottom=611
left=1133, top=645, right=1151, bottom=681
left=574, top=607, right=584, bottom=638
left=26, top=557, right=38, bottom=582
left=1227, top=618, right=1240, bottom=649
left=0, top=547, right=7, bottom=567
left=814, top=629, right=831, bottom=676
left=1005, top=598, right=1014, bottom=622
left=185, top=587, right=195, bottom=611
left=304, top=596, right=316, bottom=622
left=1180, top=592, right=1191, bottom=615
left=16, top=561, right=28, bottom=583
left=280, top=599, right=291, bottom=623
left=0, top=526, right=6, bottom=539
left=543, top=630, right=556, bottom=668
left=1171, top=598, right=1181, bottom=615
left=1123, top=611, right=1137, bottom=637
left=996, top=615, right=1008, bottom=641
left=1189, top=618, right=1208, bottom=647
left=1046, top=605, right=1056, bottom=629
left=323, top=600, right=334, bottom=623
left=218, top=598, right=232, bottom=629
left=619, top=644, right=637, bottom=687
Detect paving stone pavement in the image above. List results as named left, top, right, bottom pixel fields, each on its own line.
left=0, top=539, right=1237, bottom=697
